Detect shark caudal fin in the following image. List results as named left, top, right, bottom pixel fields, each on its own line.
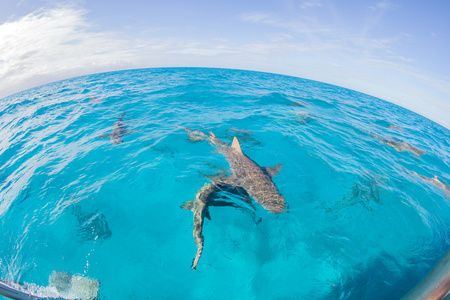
left=181, top=201, right=194, bottom=211
left=231, top=137, right=243, bottom=154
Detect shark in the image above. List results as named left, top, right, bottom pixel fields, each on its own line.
left=410, top=171, right=450, bottom=199
left=371, top=134, right=425, bottom=157
left=178, top=126, right=286, bottom=214
left=181, top=181, right=257, bottom=270
left=176, top=125, right=208, bottom=142
left=389, top=125, right=402, bottom=131
left=100, top=112, right=136, bottom=145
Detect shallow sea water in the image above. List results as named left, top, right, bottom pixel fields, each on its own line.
left=0, top=67, right=449, bottom=299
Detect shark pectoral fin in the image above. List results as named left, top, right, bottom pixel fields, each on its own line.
left=181, top=201, right=194, bottom=211
left=231, top=137, right=243, bottom=154
left=262, top=164, right=283, bottom=178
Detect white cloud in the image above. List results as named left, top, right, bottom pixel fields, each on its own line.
left=266, top=33, right=293, bottom=42
left=240, top=12, right=277, bottom=25
left=364, top=1, right=400, bottom=37
left=0, top=7, right=138, bottom=97
left=300, top=1, right=323, bottom=9
left=369, top=1, right=399, bottom=11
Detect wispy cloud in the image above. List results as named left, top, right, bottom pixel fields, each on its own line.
left=364, top=1, right=400, bottom=36
left=238, top=10, right=410, bottom=59
left=0, top=7, right=138, bottom=97
left=266, top=33, right=293, bottom=42
left=239, top=12, right=277, bottom=25
left=369, top=0, right=399, bottom=12
left=300, top=0, right=323, bottom=9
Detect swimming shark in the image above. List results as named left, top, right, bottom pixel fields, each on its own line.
left=371, top=134, right=425, bottom=157
left=100, top=112, right=136, bottom=145
left=179, top=126, right=286, bottom=213
left=389, top=125, right=402, bottom=131
left=176, top=125, right=208, bottom=142
left=410, top=171, right=450, bottom=199
left=181, top=181, right=257, bottom=270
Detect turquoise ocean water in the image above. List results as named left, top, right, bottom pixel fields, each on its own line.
left=0, top=68, right=449, bottom=299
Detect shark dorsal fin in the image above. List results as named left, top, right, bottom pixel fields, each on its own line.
left=231, top=137, right=243, bottom=154
left=209, top=131, right=216, bottom=138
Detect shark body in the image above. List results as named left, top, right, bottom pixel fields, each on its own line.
left=101, top=112, right=135, bottom=145
left=411, top=171, right=450, bottom=199
left=179, top=126, right=286, bottom=213
left=110, top=112, right=129, bottom=145
left=209, top=132, right=286, bottom=213
left=181, top=182, right=255, bottom=270
left=372, top=134, right=425, bottom=157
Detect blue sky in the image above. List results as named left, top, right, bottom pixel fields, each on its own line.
left=1, top=0, right=449, bottom=128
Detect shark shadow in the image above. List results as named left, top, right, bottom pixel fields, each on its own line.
left=72, top=205, right=112, bottom=242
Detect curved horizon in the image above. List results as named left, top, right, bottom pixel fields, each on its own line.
left=1, top=2, right=449, bottom=129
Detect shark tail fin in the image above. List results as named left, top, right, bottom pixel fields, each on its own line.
left=118, top=111, right=126, bottom=121
left=231, top=137, right=243, bottom=154
left=181, top=201, right=194, bottom=211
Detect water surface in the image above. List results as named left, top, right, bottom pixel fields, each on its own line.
left=0, top=68, right=449, bottom=299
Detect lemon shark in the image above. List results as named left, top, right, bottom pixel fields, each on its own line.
left=100, top=112, right=136, bottom=145
left=410, top=171, right=450, bottom=199
left=371, top=134, right=425, bottom=157
left=178, top=126, right=286, bottom=214
left=181, top=181, right=256, bottom=270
